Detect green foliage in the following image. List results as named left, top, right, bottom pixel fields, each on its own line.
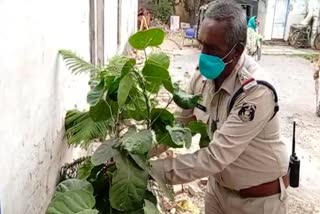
left=91, top=139, right=115, bottom=166
left=173, top=91, right=202, bottom=109
left=87, top=80, right=106, bottom=106
left=129, top=28, right=165, bottom=50
left=78, top=159, right=95, bottom=180
left=47, top=188, right=97, bottom=214
left=152, top=0, right=173, bottom=23
left=52, top=28, right=209, bottom=213
left=59, top=49, right=97, bottom=75
left=166, top=125, right=192, bottom=149
left=187, top=121, right=211, bottom=148
left=89, top=100, right=112, bottom=122
left=143, top=200, right=160, bottom=214
left=56, top=179, right=94, bottom=195
left=65, top=110, right=110, bottom=148
left=118, top=73, right=135, bottom=108
left=121, top=130, right=154, bottom=155
left=110, top=150, right=149, bottom=212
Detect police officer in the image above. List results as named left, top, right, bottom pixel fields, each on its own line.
left=313, top=56, right=320, bottom=116
left=150, top=0, right=289, bottom=213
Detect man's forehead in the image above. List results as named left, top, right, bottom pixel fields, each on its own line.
left=198, top=18, right=229, bottom=50
left=199, top=18, right=229, bottom=37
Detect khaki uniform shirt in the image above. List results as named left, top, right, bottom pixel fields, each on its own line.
left=151, top=54, right=289, bottom=191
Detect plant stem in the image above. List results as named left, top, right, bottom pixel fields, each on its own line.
left=141, top=49, right=152, bottom=127
left=144, top=92, right=151, bottom=129
left=109, top=175, right=113, bottom=214
left=150, top=97, right=173, bottom=127
left=133, top=71, right=151, bottom=128
left=115, top=111, right=121, bottom=138
left=144, top=49, right=148, bottom=61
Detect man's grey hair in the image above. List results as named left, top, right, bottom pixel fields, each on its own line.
left=204, top=0, right=247, bottom=48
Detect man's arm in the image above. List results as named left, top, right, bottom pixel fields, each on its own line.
left=175, top=69, right=199, bottom=124
left=151, top=86, right=275, bottom=185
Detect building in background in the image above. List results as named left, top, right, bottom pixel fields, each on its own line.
left=258, top=0, right=320, bottom=42
left=0, top=0, right=137, bottom=213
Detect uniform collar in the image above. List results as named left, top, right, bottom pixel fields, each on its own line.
left=219, top=53, right=246, bottom=95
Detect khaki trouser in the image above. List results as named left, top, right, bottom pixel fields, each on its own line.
left=205, top=178, right=288, bottom=214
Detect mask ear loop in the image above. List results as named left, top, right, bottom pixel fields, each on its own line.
left=222, top=43, right=239, bottom=65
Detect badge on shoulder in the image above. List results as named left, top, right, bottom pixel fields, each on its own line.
left=238, top=103, right=256, bottom=122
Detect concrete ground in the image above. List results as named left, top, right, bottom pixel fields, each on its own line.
left=262, top=44, right=319, bottom=57
left=160, top=40, right=320, bottom=214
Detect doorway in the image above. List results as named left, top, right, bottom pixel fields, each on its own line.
left=272, top=0, right=290, bottom=39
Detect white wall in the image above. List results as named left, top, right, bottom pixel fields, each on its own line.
left=117, top=0, right=138, bottom=55
left=105, top=0, right=138, bottom=61
left=0, top=0, right=90, bottom=213
left=260, top=0, right=309, bottom=40
left=285, top=0, right=308, bottom=40
left=257, top=0, right=268, bottom=38
left=105, top=0, right=119, bottom=60
left=0, top=0, right=138, bottom=213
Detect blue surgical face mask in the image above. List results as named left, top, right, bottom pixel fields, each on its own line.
left=199, top=44, right=237, bottom=80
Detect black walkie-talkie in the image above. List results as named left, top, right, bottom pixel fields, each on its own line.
left=289, top=121, right=300, bottom=188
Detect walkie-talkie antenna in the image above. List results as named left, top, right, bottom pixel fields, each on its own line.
left=292, top=121, right=296, bottom=156
left=289, top=121, right=300, bottom=188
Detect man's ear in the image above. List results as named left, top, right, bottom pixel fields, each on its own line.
left=234, top=43, right=245, bottom=59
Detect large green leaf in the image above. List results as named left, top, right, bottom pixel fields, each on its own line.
left=122, top=89, right=148, bottom=121
left=130, top=154, right=148, bottom=170
left=166, top=125, right=192, bottom=149
left=162, top=78, right=175, bottom=93
left=107, top=77, right=121, bottom=102
left=87, top=80, right=106, bottom=106
left=142, top=63, right=171, bottom=93
left=173, top=91, right=202, bottom=109
left=187, top=121, right=211, bottom=148
left=110, top=151, right=148, bottom=212
left=143, top=200, right=160, bottom=214
left=78, top=159, right=95, bottom=180
left=144, top=191, right=157, bottom=206
left=91, top=139, right=115, bottom=166
left=151, top=109, right=178, bottom=148
left=47, top=189, right=96, bottom=214
left=59, top=49, right=97, bottom=75
left=65, top=110, right=110, bottom=148
left=122, top=130, right=154, bottom=155
left=89, top=100, right=112, bottom=122
left=151, top=109, right=175, bottom=130
left=145, top=52, right=175, bottom=93
left=118, top=73, right=135, bottom=108
left=147, top=52, right=170, bottom=69
left=56, top=179, right=94, bottom=195
left=129, top=28, right=165, bottom=50
left=76, top=210, right=99, bottom=214
left=155, top=130, right=180, bottom=148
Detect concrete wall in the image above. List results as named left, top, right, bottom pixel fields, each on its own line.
left=117, top=0, right=138, bottom=55
left=105, top=0, right=119, bottom=60
left=0, top=1, right=90, bottom=213
left=139, top=0, right=152, bottom=9
left=257, top=0, right=268, bottom=38
left=0, top=0, right=137, bottom=213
